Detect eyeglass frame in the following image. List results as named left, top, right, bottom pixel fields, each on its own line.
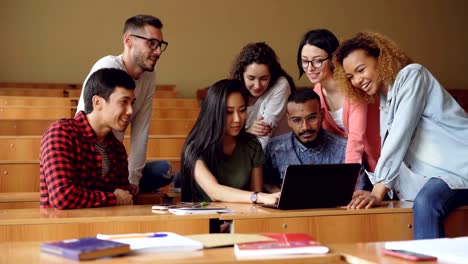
left=289, top=113, right=321, bottom=128
left=301, top=57, right=329, bottom=69
left=130, top=34, right=168, bottom=52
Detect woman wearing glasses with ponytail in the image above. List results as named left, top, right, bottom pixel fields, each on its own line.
left=297, top=29, right=380, bottom=191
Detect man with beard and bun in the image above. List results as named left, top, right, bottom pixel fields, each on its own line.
left=264, top=88, right=347, bottom=191
left=76, top=15, right=173, bottom=195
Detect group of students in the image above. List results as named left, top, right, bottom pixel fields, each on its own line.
left=38, top=14, right=468, bottom=241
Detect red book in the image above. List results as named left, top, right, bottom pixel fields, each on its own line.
left=234, top=233, right=329, bottom=257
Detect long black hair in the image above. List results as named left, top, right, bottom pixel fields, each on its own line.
left=180, top=79, right=249, bottom=202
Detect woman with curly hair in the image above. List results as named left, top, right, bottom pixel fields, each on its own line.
left=335, top=32, right=468, bottom=239
left=297, top=29, right=380, bottom=190
left=230, top=42, right=296, bottom=150
left=180, top=79, right=279, bottom=205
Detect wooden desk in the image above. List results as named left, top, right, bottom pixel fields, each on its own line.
left=330, top=242, right=452, bottom=264
left=1, top=202, right=466, bottom=244
left=0, top=241, right=344, bottom=264
left=216, top=201, right=413, bottom=244
left=0, top=205, right=211, bottom=242
left=216, top=202, right=468, bottom=244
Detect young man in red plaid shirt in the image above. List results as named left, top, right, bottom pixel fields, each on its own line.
left=40, top=68, right=136, bottom=209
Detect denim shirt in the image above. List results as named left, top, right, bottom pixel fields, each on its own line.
left=265, top=130, right=347, bottom=184
left=369, top=64, right=468, bottom=200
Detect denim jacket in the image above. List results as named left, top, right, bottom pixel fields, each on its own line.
left=265, top=130, right=346, bottom=185
left=369, top=64, right=468, bottom=200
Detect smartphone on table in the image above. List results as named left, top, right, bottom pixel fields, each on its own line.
left=382, top=249, right=437, bottom=261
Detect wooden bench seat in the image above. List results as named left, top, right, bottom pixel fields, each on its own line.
left=0, top=135, right=185, bottom=160
left=0, top=82, right=81, bottom=89
left=125, top=135, right=186, bottom=157
left=0, top=106, right=199, bottom=120
left=0, top=160, right=40, bottom=192
left=0, top=96, right=198, bottom=109
left=0, top=96, right=74, bottom=107
left=0, top=191, right=181, bottom=209
left=125, top=118, right=195, bottom=136
left=147, top=119, right=195, bottom=135
left=0, top=158, right=180, bottom=190
left=0, top=118, right=195, bottom=136
left=152, top=98, right=198, bottom=108
left=0, top=88, right=68, bottom=97
left=0, top=106, right=73, bottom=120
left=0, top=84, right=177, bottom=98
left=0, top=188, right=180, bottom=208
left=66, top=89, right=179, bottom=99
left=0, top=119, right=55, bottom=135
left=151, top=108, right=200, bottom=119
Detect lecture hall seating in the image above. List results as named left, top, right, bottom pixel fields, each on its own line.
left=0, top=83, right=198, bottom=208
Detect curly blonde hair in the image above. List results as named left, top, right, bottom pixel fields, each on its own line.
left=333, top=32, right=413, bottom=102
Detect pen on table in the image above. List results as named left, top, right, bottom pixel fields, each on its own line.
left=104, top=233, right=168, bottom=240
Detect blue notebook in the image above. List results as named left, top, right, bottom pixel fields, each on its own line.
left=40, top=237, right=130, bottom=260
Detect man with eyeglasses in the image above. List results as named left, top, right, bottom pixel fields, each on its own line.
left=264, top=88, right=347, bottom=191
left=75, top=14, right=172, bottom=196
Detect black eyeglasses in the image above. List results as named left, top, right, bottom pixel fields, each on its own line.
left=301, top=57, right=329, bottom=69
left=130, top=34, right=168, bottom=52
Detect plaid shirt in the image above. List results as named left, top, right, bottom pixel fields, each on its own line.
left=40, top=111, right=131, bottom=209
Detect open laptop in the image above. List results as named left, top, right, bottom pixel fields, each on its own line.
left=264, top=163, right=361, bottom=210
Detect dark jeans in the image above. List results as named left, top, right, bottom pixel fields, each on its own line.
left=355, top=167, right=373, bottom=191
left=139, top=160, right=173, bottom=192
left=413, top=178, right=468, bottom=239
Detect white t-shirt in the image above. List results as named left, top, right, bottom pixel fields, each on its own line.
left=76, top=55, right=157, bottom=185
left=246, top=76, right=291, bottom=150
left=329, top=107, right=345, bottom=130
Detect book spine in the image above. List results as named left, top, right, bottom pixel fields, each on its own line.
left=40, top=246, right=80, bottom=260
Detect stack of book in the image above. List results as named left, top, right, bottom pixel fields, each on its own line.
left=41, top=232, right=204, bottom=260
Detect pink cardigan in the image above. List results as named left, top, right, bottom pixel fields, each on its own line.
left=313, top=83, right=381, bottom=171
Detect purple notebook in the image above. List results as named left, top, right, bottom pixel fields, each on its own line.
left=40, top=237, right=130, bottom=260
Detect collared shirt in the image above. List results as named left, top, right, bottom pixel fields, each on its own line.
left=368, top=64, right=468, bottom=200
left=265, top=130, right=347, bottom=184
left=39, top=111, right=131, bottom=209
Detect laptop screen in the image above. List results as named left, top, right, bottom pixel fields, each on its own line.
left=274, top=163, right=361, bottom=210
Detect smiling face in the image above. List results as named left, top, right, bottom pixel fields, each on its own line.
left=301, top=44, right=333, bottom=85
left=99, top=86, right=136, bottom=132
left=342, top=49, right=381, bottom=96
left=129, top=25, right=164, bottom=72
left=225, top=92, right=247, bottom=137
left=242, top=63, right=271, bottom=98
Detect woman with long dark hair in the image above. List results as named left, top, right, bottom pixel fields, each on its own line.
left=181, top=79, right=279, bottom=205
